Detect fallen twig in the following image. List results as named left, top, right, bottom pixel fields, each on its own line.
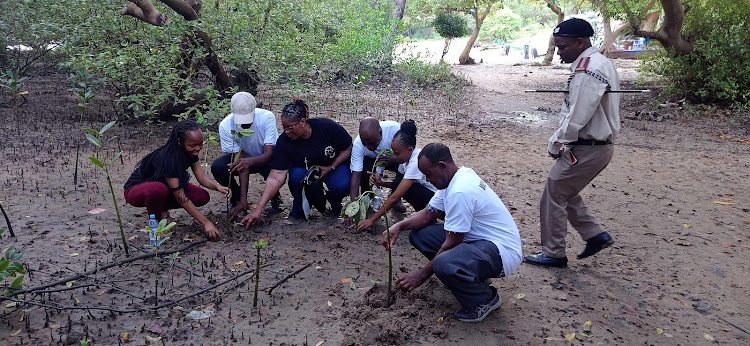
left=0, top=201, right=15, bottom=237
left=147, top=264, right=269, bottom=311
left=5, top=239, right=207, bottom=298
left=5, top=263, right=270, bottom=313
left=267, top=262, right=313, bottom=294
left=719, top=316, right=750, bottom=336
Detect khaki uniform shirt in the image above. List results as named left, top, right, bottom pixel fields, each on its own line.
left=548, top=47, right=621, bottom=154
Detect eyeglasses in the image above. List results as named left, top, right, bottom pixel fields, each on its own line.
left=284, top=121, right=302, bottom=132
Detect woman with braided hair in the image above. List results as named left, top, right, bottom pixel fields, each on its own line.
left=124, top=120, right=228, bottom=241
left=241, top=99, right=353, bottom=227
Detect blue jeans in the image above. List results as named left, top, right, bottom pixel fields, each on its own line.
left=409, top=224, right=504, bottom=309
left=288, top=164, right=351, bottom=218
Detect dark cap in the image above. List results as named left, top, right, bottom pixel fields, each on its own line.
left=553, top=18, right=594, bottom=38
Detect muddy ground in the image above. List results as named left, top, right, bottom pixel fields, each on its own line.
left=0, top=59, right=749, bottom=346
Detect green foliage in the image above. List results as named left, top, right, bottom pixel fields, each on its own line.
left=0, top=236, right=25, bottom=293
left=477, top=9, right=523, bottom=42
left=393, top=58, right=464, bottom=87
left=432, top=12, right=470, bottom=40
left=640, top=0, right=750, bottom=107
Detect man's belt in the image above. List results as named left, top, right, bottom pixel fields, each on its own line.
left=569, top=138, right=612, bottom=146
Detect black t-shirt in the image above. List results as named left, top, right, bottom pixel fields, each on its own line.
left=124, top=153, right=199, bottom=189
left=270, top=118, right=352, bottom=170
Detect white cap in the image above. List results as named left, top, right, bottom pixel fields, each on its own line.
left=230, top=92, right=256, bottom=125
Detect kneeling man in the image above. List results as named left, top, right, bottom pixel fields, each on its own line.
left=382, top=143, right=522, bottom=322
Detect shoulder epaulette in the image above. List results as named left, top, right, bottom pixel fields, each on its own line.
left=574, top=57, right=590, bottom=72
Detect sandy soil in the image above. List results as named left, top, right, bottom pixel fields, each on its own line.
left=0, top=57, right=749, bottom=346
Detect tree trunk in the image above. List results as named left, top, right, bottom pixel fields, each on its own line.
left=458, top=4, right=492, bottom=65
left=387, top=0, right=408, bottom=50
left=441, top=38, right=451, bottom=61
left=599, top=20, right=630, bottom=56
left=121, top=0, right=237, bottom=119
left=542, top=0, right=564, bottom=65
left=619, top=0, right=694, bottom=55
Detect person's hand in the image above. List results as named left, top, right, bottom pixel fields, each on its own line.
left=228, top=157, right=251, bottom=174
left=228, top=201, right=248, bottom=221
left=356, top=218, right=375, bottom=232
left=368, top=172, right=384, bottom=187
left=376, top=154, right=397, bottom=167
left=241, top=208, right=263, bottom=229
left=395, top=269, right=429, bottom=291
left=381, top=226, right=400, bottom=250
left=203, top=221, right=222, bottom=241
left=217, top=185, right=230, bottom=195
left=549, top=150, right=561, bottom=159
left=317, top=165, right=333, bottom=179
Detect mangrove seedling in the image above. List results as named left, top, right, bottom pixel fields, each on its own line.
left=344, top=148, right=396, bottom=305
left=70, top=69, right=104, bottom=190
left=141, top=219, right=175, bottom=306
left=227, top=128, right=255, bottom=217
left=83, top=121, right=129, bottom=256
left=252, top=239, right=267, bottom=308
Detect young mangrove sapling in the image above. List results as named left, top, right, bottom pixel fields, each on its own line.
left=83, top=121, right=129, bottom=256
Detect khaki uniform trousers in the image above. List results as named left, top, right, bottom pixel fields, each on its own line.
left=540, top=144, right=614, bottom=258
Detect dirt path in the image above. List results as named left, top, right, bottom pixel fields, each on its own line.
left=0, top=63, right=749, bottom=345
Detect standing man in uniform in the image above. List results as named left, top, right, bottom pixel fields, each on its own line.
left=383, top=143, right=522, bottom=322
left=524, top=18, right=620, bottom=268
left=211, top=92, right=282, bottom=221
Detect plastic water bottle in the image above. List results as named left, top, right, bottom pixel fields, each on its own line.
left=148, top=214, right=158, bottom=247
left=371, top=166, right=385, bottom=212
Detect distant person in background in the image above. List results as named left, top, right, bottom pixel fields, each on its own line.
left=524, top=18, right=620, bottom=268
left=211, top=92, right=282, bottom=221
left=241, top=100, right=352, bottom=227
left=356, top=120, right=436, bottom=232
left=124, top=120, right=228, bottom=241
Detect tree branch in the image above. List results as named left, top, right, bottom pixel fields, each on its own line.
left=119, top=0, right=169, bottom=26
left=160, top=0, right=199, bottom=20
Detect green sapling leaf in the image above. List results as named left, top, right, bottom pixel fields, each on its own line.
left=83, top=128, right=99, bottom=135
left=85, top=134, right=101, bottom=147
left=99, top=121, right=116, bottom=134
left=110, top=151, right=123, bottom=165
left=10, top=275, right=23, bottom=289
left=89, top=157, right=104, bottom=168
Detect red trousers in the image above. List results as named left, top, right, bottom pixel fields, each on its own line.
left=124, top=182, right=209, bottom=219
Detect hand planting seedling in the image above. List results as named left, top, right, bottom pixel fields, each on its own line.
left=252, top=239, right=267, bottom=308
left=141, top=218, right=176, bottom=306
left=227, top=128, right=254, bottom=218
left=84, top=121, right=129, bottom=256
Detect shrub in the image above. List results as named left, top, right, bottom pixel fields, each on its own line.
left=640, top=0, right=750, bottom=108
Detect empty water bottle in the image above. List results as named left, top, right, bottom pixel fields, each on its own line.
left=148, top=214, right=158, bottom=247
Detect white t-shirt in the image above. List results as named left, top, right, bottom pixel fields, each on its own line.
left=218, top=109, right=279, bottom=157
left=350, top=121, right=400, bottom=172
left=428, top=167, right=522, bottom=276
left=398, top=148, right=437, bottom=192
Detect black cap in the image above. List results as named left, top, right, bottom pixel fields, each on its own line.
left=553, top=18, right=594, bottom=38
